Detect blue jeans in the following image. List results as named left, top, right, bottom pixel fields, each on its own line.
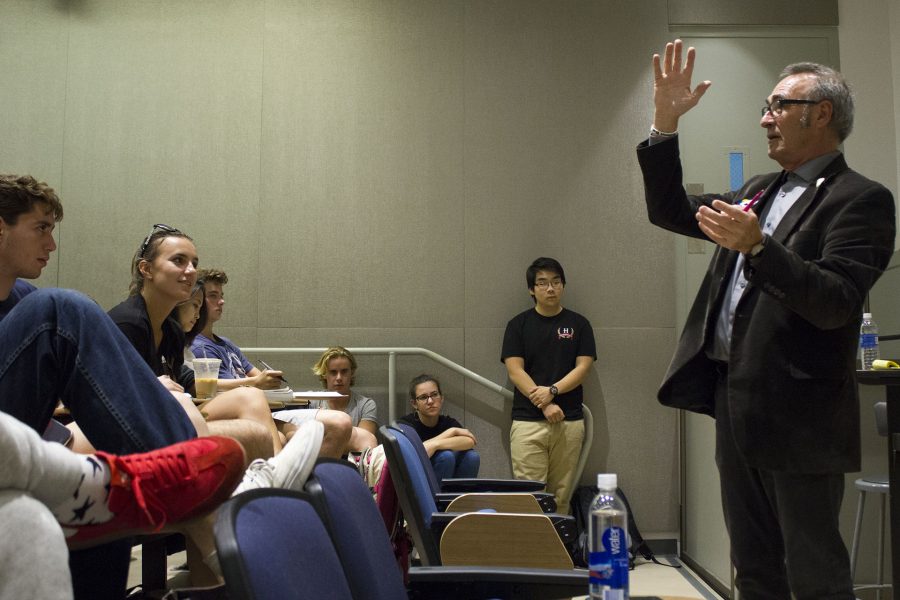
left=0, top=289, right=198, bottom=599
left=0, top=289, right=196, bottom=453
left=431, top=449, right=480, bottom=482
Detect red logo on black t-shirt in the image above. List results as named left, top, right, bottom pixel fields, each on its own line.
left=557, top=327, right=574, bottom=339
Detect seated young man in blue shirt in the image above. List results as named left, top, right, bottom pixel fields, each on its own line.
left=191, top=267, right=284, bottom=390
left=191, top=268, right=354, bottom=457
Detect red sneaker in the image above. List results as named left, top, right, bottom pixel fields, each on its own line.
left=65, top=436, right=245, bottom=549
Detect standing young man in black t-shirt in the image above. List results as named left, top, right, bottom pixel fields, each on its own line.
left=501, top=257, right=596, bottom=513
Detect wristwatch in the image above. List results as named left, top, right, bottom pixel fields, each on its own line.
left=549, top=385, right=559, bottom=397
left=748, top=235, right=767, bottom=258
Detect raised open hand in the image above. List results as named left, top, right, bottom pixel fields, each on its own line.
left=652, top=39, right=712, bottom=132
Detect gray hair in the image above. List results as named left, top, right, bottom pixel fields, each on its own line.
left=779, top=62, right=854, bottom=142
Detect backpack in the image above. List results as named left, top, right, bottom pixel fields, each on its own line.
left=569, top=485, right=678, bottom=569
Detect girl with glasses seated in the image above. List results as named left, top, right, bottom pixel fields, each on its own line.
left=397, top=373, right=480, bottom=482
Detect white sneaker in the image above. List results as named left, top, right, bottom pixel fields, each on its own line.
left=271, top=419, right=324, bottom=489
left=232, top=419, right=324, bottom=495
left=232, top=459, right=275, bottom=495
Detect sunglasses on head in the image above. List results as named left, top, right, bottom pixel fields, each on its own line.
left=138, top=224, right=181, bottom=258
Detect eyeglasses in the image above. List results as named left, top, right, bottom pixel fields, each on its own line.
left=414, top=391, right=442, bottom=403
left=138, top=224, right=181, bottom=258
left=534, top=279, right=563, bottom=290
left=760, top=98, right=822, bottom=117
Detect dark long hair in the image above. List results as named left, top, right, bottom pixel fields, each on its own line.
left=172, top=280, right=208, bottom=346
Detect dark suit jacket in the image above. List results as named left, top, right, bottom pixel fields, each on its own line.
left=637, top=137, right=895, bottom=473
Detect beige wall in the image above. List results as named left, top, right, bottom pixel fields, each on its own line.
left=0, top=1, right=679, bottom=534
left=839, top=0, right=900, bottom=204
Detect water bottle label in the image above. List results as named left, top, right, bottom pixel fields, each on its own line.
left=861, top=333, right=878, bottom=349
left=589, top=526, right=629, bottom=590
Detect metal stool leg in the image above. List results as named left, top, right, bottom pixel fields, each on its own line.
left=850, top=489, right=866, bottom=579
left=851, top=482, right=892, bottom=598
left=876, top=492, right=885, bottom=600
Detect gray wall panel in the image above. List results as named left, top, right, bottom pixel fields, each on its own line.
left=668, top=0, right=838, bottom=26
left=464, top=326, right=519, bottom=480
left=0, top=2, right=68, bottom=287
left=593, top=327, right=679, bottom=534
left=55, top=0, right=265, bottom=307
left=257, top=0, right=466, bottom=330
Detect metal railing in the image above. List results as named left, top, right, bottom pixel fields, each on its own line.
left=243, top=346, right=593, bottom=486
left=242, top=347, right=509, bottom=423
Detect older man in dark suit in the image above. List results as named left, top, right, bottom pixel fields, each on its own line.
left=637, top=40, right=896, bottom=599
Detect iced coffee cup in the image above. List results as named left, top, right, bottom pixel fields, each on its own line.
left=193, top=358, right=221, bottom=399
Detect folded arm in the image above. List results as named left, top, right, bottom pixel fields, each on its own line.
left=422, top=427, right=477, bottom=457
left=504, top=356, right=538, bottom=399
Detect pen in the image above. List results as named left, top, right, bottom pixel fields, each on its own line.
left=258, top=359, right=288, bottom=384
left=742, top=189, right=765, bottom=213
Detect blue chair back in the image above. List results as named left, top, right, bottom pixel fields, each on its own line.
left=391, top=422, right=442, bottom=496
left=379, top=425, right=442, bottom=565
left=215, top=488, right=353, bottom=600
left=392, top=428, right=441, bottom=524
left=304, top=459, right=409, bottom=600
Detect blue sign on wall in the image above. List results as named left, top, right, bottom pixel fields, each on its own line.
left=729, top=151, right=744, bottom=191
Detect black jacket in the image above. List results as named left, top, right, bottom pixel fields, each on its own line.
left=638, top=137, right=895, bottom=473
left=108, top=294, right=193, bottom=392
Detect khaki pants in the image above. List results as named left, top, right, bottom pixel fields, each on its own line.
left=510, top=419, right=584, bottom=514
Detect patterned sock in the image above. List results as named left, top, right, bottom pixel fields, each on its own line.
left=49, top=455, right=116, bottom=526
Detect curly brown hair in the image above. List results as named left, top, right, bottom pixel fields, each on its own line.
left=197, top=268, right=228, bottom=286
left=0, top=174, right=63, bottom=224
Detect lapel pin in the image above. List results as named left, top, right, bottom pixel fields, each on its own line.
left=816, top=177, right=825, bottom=188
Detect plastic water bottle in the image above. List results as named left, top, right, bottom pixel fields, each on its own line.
left=860, top=312, right=880, bottom=370
left=589, top=473, right=629, bottom=599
